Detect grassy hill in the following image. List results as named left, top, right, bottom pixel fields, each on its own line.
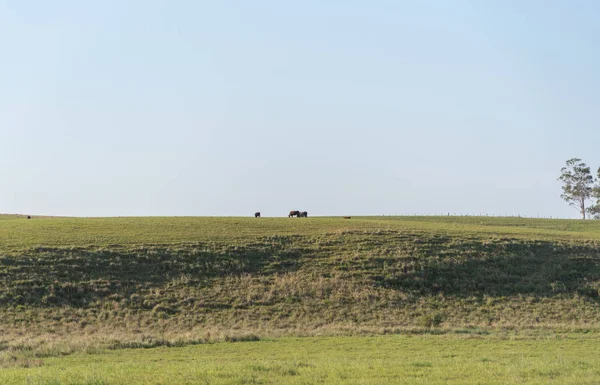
left=1, top=215, right=600, bottom=363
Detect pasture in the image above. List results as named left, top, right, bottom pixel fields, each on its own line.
left=2, top=335, right=600, bottom=384
left=1, top=215, right=600, bottom=383
left=3, top=215, right=600, bottom=249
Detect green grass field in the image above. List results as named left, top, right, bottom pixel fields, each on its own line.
left=3, top=335, right=600, bottom=384
left=1, top=215, right=600, bottom=383
left=2, top=215, right=600, bottom=249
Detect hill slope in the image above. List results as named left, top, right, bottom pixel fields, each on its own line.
left=1, top=216, right=600, bottom=358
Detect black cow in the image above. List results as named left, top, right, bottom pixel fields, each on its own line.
left=27, top=216, right=31, bottom=219
left=255, top=212, right=261, bottom=218
left=288, top=210, right=300, bottom=217
left=299, top=211, right=308, bottom=218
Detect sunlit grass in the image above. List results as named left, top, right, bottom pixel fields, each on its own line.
left=2, top=215, right=600, bottom=251
left=2, top=335, right=600, bottom=385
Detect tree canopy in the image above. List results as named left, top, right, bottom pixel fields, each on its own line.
left=558, top=158, right=594, bottom=219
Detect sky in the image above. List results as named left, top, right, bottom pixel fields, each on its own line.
left=1, top=0, right=599, bottom=218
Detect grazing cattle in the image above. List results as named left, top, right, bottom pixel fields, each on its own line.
left=299, top=211, right=308, bottom=218
left=288, top=210, right=300, bottom=217
left=343, top=216, right=351, bottom=219
left=255, top=212, right=261, bottom=218
left=27, top=216, right=31, bottom=219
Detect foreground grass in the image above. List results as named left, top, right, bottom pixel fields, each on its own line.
left=3, top=334, right=600, bottom=385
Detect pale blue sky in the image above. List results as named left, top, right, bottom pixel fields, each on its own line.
left=1, top=1, right=599, bottom=217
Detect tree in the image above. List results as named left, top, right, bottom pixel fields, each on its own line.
left=558, top=158, right=594, bottom=219
left=588, top=167, right=600, bottom=219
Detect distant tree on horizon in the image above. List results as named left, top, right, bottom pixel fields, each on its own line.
left=587, top=168, right=600, bottom=219
left=558, top=158, right=594, bottom=219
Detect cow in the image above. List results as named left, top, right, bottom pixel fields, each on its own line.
left=288, top=210, right=300, bottom=217
left=343, top=216, right=351, bottom=219
left=27, top=216, right=31, bottom=219
left=255, top=212, right=261, bottom=218
left=299, top=211, right=308, bottom=218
